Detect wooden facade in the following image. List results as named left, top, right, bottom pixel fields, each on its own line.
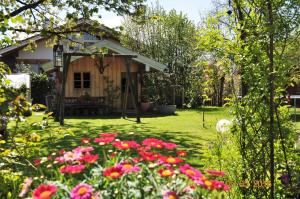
left=65, top=56, right=143, bottom=111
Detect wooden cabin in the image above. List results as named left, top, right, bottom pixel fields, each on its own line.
left=0, top=21, right=167, bottom=120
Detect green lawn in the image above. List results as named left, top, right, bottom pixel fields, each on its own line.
left=19, top=106, right=300, bottom=166
left=24, top=107, right=231, bottom=167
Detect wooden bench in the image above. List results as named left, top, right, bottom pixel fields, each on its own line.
left=64, top=97, right=108, bottom=116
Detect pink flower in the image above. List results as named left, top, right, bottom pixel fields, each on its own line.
left=73, top=146, right=94, bottom=154
left=206, top=169, right=225, bottom=177
left=179, top=164, right=203, bottom=180
left=113, top=141, right=140, bottom=150
left=70, top=183, right=93, bottom=199
left=119, top=162, right=140, bottom=173
left=94, top=137, right=115, bottom=145
left=142, top=138, right=164, bottom=149
left=60, top=165, right=85, bottom=174
left=163, top=191, right=179, bottom=199
left=32, top=184, right=57, bottom=199
left=100, top=132, right=118, bottom=138
left=19, top=177, right=33, bottom=197
left=63, top=151, right=82, bottom=162
left=162, top=142, right=177, bottom=149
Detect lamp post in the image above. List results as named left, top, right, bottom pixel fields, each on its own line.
left=53, top=44, right=63, bottom=121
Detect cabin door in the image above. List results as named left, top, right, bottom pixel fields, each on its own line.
left=121, top=72, right=137, bottom=109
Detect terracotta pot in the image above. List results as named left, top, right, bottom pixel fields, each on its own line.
left=141, top=102, right=151, bottom=112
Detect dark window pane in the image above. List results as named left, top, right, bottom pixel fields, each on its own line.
left=83, top=81, right=90, bottom=88
left=83, top=73, right=90, bottom=88
left=83, top=73, right=90, bottom=81
left=74, top=73, right=81, bottom=80
left=74, top=81, right=81, bottom=88
left=74, top=73, right=81, bottom=88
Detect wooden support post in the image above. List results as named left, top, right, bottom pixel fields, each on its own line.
left=54, top=66, right=61, bottom=121
left=122, top=79, right=129, bottom=118
left=59, top=54, right=71, bottom=126
left=125, top=58, right=141, bottom=123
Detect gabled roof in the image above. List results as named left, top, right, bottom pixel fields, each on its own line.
left=90, top=39, right=167, bottom=71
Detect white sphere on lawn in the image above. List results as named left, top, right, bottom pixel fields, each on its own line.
left=216, top=119, right=232, bottom=133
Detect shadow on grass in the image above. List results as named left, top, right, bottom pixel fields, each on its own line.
left=40, top=120, right=207, bottom=168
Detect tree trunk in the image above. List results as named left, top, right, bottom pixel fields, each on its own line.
left=218, top=76, right=225, bottom=106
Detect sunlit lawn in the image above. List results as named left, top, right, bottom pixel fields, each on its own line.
left=24, top=107, right=231, bottom=167
left=18, top=106, right=300, bottom=166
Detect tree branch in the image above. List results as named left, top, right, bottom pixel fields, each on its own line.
left=1, top=0, right=46, bottom=22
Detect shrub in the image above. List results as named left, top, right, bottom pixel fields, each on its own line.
left=32, top=104, right=47, bottom=112
left=31, top=73, right=54, bottom=104
left=20, top=133, right=230, bottom=198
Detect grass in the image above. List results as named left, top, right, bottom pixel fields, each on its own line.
left=14, top=106, right=300, bottom=166
left=24, top=107, right=231, bottom=167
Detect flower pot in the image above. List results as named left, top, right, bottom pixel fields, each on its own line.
left=141, top=102, right=151, bottom=112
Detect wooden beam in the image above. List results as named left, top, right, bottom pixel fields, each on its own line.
left=125, top=58, right=141, bottom=123
left=64, top=52, right=137, bottom=58
left=59, top=54, right=71, bottom=125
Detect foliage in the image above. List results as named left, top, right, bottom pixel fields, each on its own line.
left=121, top=4, right=200, bottom=106
left=32, top=104, right=47, bottom=112
left=31, top=73, right=54, bottom=104
left=197, top=0, right=300, bottom=197
left=0, top=0, right=146, bottom=47
left=18, top=133, right=230, bottom=198
left=103, top=76, right=120, bottom=110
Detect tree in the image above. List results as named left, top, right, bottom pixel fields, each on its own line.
left=0, top=0, right=146, bottom=47
left=199, top=0, right=300, bottom=197
left=121, top=3, right=200, bottom=106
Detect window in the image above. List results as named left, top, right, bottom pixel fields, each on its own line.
left=74, top=73, right=81, bottom=88
left=74, top=72, right=91, bottom=89
left=83, top=73, right=90, bottom=88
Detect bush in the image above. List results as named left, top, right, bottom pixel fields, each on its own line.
left=31, top=73, right=54, bottom=104
left=19, top=133, right=230, bottom=198
left=32, top=104, right=47, bottom=112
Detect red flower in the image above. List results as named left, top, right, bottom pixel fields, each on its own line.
left=32, top=184, right=57, bottom=199
left=59, top=149, right=65, bottom=155
left=59, top=165, right=85, bottom=174
left=206, top=169, right=225, bottom=177
left=94, top=137, right=115, bottom=145
left=81, top=138, right=90, bottom=144
left=113, top=141, right=140, bottom=150
left=139, top=151, right=161, bottom=161
left=142, top=138, right=164, bottom=149
left=33, top=159, right=41, bottom=167
left=160, top=156, right=182, bottom=165
left=100, top=132, right=118, bottom=138
left=158, top=168, right=174, bottom=177
left=81, top=154, right=99, bottom=164
left=177, top=151, right=187, bottom=157
left=163, top=142, right=177, bottom=150
left=103, top=166, right=123, bottom=179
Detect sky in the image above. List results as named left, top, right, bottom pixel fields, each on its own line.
left=100, top=0, right=214, bottom=28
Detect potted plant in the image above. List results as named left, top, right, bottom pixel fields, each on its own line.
left=140, top=95, right=152, bottom=112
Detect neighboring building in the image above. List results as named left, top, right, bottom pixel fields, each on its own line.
left=0, top=20, right=167, bottom=113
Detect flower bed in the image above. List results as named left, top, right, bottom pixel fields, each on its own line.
left=21, top=133, right=229, bottom=198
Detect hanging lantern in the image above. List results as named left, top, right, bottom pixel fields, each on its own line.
left=53, top=44, right=63, bottom=67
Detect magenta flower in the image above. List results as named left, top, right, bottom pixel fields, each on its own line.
left=179, top=164, right=203, bottom=180
left=119, top=162, right=140, bottom=173
left=70, top=183, right=93, bottom=199
left=163, top=191, right=179, bottom=199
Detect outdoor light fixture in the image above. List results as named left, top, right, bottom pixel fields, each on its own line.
left=53, top=44, right=64, bottom=67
